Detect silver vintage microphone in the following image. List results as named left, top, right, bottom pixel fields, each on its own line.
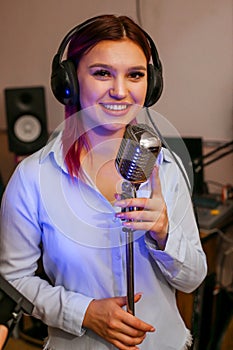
left=115, top=124, right=161, bottom=315
left=115, top=124, right=161, bottom=189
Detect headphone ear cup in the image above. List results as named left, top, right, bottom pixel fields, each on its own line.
left=51, top=55, right=79, bottom=106
left=144, top=64, right=163, bottom=107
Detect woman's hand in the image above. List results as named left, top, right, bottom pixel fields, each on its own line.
left=115, top=167, right=169, bottom=250
left=0, top=325, right=8, bottom=350
left=82, top=293, right=155, bottom=350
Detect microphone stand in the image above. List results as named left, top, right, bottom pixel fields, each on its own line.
left=121, top=182, right=138, bottom=315
left=125, top=225, right=135, bottom=315
left=193, top=140, right=233, bottom=174
left=116, top=123, right=162, bottom=315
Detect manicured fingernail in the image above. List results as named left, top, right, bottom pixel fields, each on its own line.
left=115, top=213, right=125, bottom=218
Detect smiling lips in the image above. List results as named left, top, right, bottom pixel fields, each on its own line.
left=101, top=103, right=129, bottom=111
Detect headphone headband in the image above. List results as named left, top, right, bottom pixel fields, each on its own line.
left=56, top=16, right=103, bottom=63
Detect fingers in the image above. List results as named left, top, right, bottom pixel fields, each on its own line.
left=114, top=167, right=168, bottom=241
left=116, top=293, right=142, bottom=307
left=83, top=296, right=155, bottom=350
left=151, top=166, right=162, bottom=199
left=114, top=167, right=163, bottom=211
left=121, top=312, right=155, bottom=334
left=115, top=294, right=155, bottom=334
left=115, top=199, right=163, bottom=231
left=134, top=293, right=143, bottom=303
left=115, top=197, right=150, bottom=210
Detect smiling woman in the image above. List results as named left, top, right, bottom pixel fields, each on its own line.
left=0, top=14, right=207, bottom=350
left=55, top=14, right=163, bottom=178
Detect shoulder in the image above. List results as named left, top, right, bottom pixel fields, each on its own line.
left=14, top=149, right=44, bottom=182
left=3, top=151, right=42, bottom=203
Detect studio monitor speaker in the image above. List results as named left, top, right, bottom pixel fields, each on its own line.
left=4, top=86, right=48, bottom=155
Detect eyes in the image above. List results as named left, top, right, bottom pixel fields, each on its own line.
left=91, top=69, right=146, bottom=81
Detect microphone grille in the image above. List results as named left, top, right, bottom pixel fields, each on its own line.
left=115, top=124, right=161, bottom=185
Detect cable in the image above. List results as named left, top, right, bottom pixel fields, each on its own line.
left=194, top=140, right=233, bottom=171
left=134, top=2, right=192, bottom=195
left=135, top=0, right=143, bottom=27
left=202, top=140, right=233, bottom=160
left=145, top=108, right=192, bottom=196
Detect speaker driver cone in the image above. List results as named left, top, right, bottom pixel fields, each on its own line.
left=14, top=115, right=42, bottom=142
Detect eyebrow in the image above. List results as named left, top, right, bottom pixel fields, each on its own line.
left=88, top=63, right=147, bottom=71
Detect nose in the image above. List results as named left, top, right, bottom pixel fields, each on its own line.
left=109, top=76, right=128, bottom=99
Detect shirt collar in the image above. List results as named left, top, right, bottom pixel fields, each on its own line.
left=39, top=131, right=69, bottom=173
left=39, top=131, right=172, bottom=174
left=157, top=147, right=172, bottom=165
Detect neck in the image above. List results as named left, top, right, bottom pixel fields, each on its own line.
left=85, top=126, right=125, bottom=158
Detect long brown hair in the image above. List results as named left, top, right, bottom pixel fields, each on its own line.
left=63, top=15, right=151, bottom=177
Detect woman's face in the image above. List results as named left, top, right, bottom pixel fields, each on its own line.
left=77, top=38, right=148, bottom=132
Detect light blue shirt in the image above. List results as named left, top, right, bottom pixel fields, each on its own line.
left=0, top=132, right=207, bottom=349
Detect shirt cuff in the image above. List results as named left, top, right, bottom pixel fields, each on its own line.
left=64, top=293, right=94, bottom=336
left=144, top=231, right=160, bottom=250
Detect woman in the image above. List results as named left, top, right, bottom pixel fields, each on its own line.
left=0, top=15, right=207, bottom=349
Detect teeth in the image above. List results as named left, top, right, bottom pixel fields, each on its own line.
left=103, top=104, right=128, bottom=111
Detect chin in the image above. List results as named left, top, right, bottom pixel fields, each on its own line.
left=101, top=122, right=127, bottom=132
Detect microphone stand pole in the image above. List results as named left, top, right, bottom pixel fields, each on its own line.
left=122, top=183, right=137, bottom=316
left=124, top=224, right=135, bottom=315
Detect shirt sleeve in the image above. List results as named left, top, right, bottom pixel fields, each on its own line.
left=144, top=155, right=207, bottom=293
left=0, top=158, right=93, bottom=337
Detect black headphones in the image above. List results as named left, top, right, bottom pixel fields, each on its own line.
left=51, top=16, right=163, bottom=107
